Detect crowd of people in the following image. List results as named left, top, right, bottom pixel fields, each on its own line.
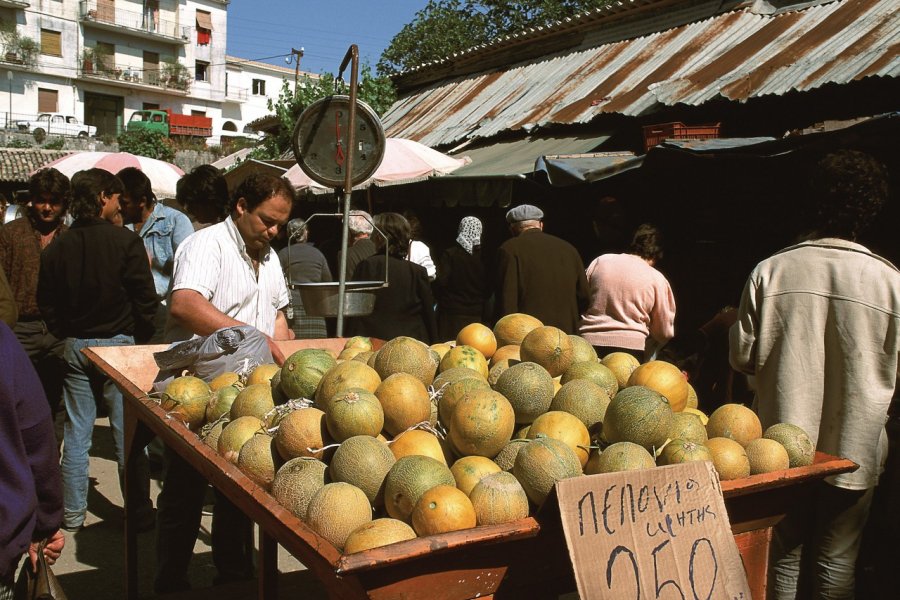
left=0, top=148, right=895, bottom=599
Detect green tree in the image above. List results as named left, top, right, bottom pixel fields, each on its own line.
left=252, top=63, right=396, bottom=160
left=379, top=0, right=612, bottom=74
left=117, top=128, right=176, bottom=162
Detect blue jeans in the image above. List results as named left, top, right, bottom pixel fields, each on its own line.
left=61, top=335, right=150, bottom=528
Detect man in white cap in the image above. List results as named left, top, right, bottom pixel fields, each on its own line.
left=496, top=204, right=589, bottom=333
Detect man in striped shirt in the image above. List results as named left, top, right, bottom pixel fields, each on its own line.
left=155, top=172, right=293, bottom=593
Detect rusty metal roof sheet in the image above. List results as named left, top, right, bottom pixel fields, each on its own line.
left=382, top=0, right=899, bottom=149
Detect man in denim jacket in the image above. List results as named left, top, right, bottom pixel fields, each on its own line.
left=118, top=167, right=193, bottom=343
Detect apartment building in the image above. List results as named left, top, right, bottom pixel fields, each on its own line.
left=0, top=0, right=301, bottom=143
left=223, top=54, right=307, bottom=140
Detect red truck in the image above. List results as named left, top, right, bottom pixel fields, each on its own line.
left=126, top=109, right=213, bottom=138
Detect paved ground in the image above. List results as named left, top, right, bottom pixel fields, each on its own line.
left=51, top=418, right=329, bottom=600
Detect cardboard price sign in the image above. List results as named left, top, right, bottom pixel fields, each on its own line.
left=557, top=461, right=751, bottom=600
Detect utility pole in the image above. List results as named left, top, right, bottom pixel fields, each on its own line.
left=291, top=47, right=304, bottom=89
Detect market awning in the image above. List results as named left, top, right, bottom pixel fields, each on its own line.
left=534, top=152, right=643, bottom=186
left=447, top=133, right=610, bottom=178
left=196, top=10, right=213, bottom=30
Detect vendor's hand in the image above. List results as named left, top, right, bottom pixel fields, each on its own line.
left=267, top=337, right=286, bottom=366
left=29, top=530, right=65, bottom=569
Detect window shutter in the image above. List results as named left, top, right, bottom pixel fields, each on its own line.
left=38, top=88, right=58, bottom=113
left=40, top=30, right=62, bottom=57
left=195, top=10, right=213, bottom=31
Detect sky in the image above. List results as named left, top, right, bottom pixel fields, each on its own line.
left=225, top=1, right=429, bottom=75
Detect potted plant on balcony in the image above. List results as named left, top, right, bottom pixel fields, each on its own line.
left=0, top=20, right=38, bottom=67
left=81, top=47, right=96, bottom=74
left=161, top=58, right=189, bottom=91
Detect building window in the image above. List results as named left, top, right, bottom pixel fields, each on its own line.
left=195, top=60, right=209, bottom=82
left=142, top=102, right=160, bottom=110
left=38, top=88, right=58, bottom=113
left=196, top=10, right=212, bottom=45
left=40, top=30, right=62, bottom=57
left=252, top=79, right=265, bottom=95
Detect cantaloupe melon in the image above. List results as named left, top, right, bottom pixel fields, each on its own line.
left=685, top=383, right=699, bottom=409
left=432, top=366, right=485, bottom=391
left=450, top=456, right=502, bottom=496
left=627, top=360, right=689, bottom=412
left=160, top=375, right=211, bottom=430
left=763, top=423, right=815, bottom=468
left=707, top=404, right=762, bottom=447
left=209, top=371, right=241, bottom=391
left=493, top=313, right=542, bottom=347
left=274, top=407, right=334, bottom=461
left=330, top=435, right=396, bottom=506
left=314, top=360, right=381, bottom=407
left=527, top=411, right=591, bottom=467
left=201, top=419, right=226, bottom=451
left=585, top=442, right=655, bottom=474
left=229, top=383, right=275, bottom=423
left=490, top=344, right=521, bottom=367
left=306, top=482, right=373, bottom=549
left=247, top=363, right=280, bottom=386
left=439, top=344, right=490, bottom=378
left=493, top=439, right=530, bottom=471
left=281, top=349, right=337, bottom=400
left=344, top=518, right=417, bottom=554
left=519, top=326, right=574, bottom=378
left=657, top=439, right=712, bottom=466
left=429, top=343, right=453, bottom=360
left=560, top=361, right=618, bottom=399
left=218, top=415, right=265, bottom=464
left=237, top=432, right=278, bottom=489
left=512, top=437, right=582, bottom=505
left=683, top=407, right=709, bottom=426
left=447, top=389, right=515, bottom=458
left=323, top=388, right=384, bottom=442
left=437, top=377, right=490, bottom=427
left=374, top=337, right=438, bottom=386
left=468, top=471, right=530, bottom=526
left=669, top=412, right=708, bottom=444
left=344, top=336, right=373, bottom=351
left=705, top=437, right=750, bottom=480
left=271, top=457, right=328, bottom=520
left=568, top=335, right=598, bottom=363
left=550, top=379, right=610, bottom=433
left=602, top=386, right=674, bottom=452
left=746, top=438, right=790, bottom=474
left=376, top=373, right=432, bottom=436
left=411, top=484, right=477, bottom=536
left=493, top=361, right=554, bottom=424
left=600, top=352, right=640, bottom=389
left=384, top=455, right=456, bottom=522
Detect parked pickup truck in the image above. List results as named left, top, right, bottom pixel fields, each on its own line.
left=16, top=113, right=97, bottom=141
left=127, top=109, right=213, bottom=138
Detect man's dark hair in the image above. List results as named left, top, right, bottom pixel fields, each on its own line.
left=373, top=212, right=411, bottom=258
left=402, top=210, right=423, bottom=239
left=807, top=150, right=889, bottom=241
left=69, top=168, right=124, bottom=219
left=176, top=164, right=229, bottom=222
left=628, top=223, right=663, bottom=262
left=117, top=167, right=155, bottom=207
left=231, top=173, right=294, bottom=213
left=28, top=168, right=70, bottom=208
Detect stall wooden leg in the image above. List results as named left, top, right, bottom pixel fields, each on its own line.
left=734, top=527, right=772, bottom=600
left=123, top=401, right=153, bottom=600
left=259, top=529, right=279, bottom=600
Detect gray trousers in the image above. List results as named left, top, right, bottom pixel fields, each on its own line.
left=13, top=320, right=66, bottom=444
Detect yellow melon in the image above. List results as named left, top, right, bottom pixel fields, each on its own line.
left=344, top=518, right=417, bottom=554
left=218, top=415, right=265, bottom=464
left=519, top=326, right=574, bottom=378
left=209, top=371, right=241, bottom=391
left=429, top=343, right=453, bottom=360
left=490, top=344, right=521, bottom=367
left=683, top=407, right=709, bottom=426
left=627, top=360, right=689, bottom=412
left=314, top=360, right=382, bottom=407
left=229, top=383, right=275, bottom=423
left=439, top=344, right=489, bottom=378
left=384, top=455, right=455, bottom=522
left=437, top=377, right=491, bottom=427
left=160, top=375, right=211, bottom=431
left=274, top=407, right=334, bottom=461
left=247, top=363, right=280, bottom=386
left=493, top=313, right=543, bottom=347
left=344, top=336, right=373, bottom=352
left=323, top=388, right=384, bottom=442
left=237, top=432, right=278, bottom=489
left=468, top=471, right=530, bottom=526
left=493, top=439, right=530, bottom=471
left=527, top=411, right=591, bottom=467
left=447, top=389, right=515, bottom=458
left=450, top=456, right=502, bottom=496
left=746, top=438, right=790, bottom=474
left=389, top=429, right=451, bottom=466
left=669, top=412, right=708, bottom=444
left=568, top=335, right=598, bottom=363
left=376, top=373, right=432, bottom=436
left=705, top=437, right=750, bottom=480
left=600, top=352, right=641, bottom=389
left=685, top=383, right=699, bottom=409
left=411, top=484, right=477, bottom=536
left=707, top=404, right=762, bottom=447
left=456, top=323, right=497, bottom=359
left=550, top=379, right=610, bottom=434
left=305, top=482, right=373, bottom=549
left=374, top=336, right=438, bottom=386
left=657, top=439, right=713, bottom=466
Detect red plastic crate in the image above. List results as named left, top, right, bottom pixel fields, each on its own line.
left=643, top=121, right=721, bottom=152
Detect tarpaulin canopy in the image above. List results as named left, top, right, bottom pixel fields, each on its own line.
left=534, top=152, right=643, bottom=186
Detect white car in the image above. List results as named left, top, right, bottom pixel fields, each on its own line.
left=16, top=113, right=97, bottom=141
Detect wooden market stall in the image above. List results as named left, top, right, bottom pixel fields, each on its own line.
left=85, top=340, right=856, bottom=600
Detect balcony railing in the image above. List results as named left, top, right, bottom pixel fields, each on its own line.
left=79, top=61, right=191, bottom=94
left=79, top=1, right=189, bottom=43
left=225, top=86, right=248, bottom=102
left=0, top=1, right=31, bottom=9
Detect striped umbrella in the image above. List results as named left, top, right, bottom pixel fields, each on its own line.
left=35, top=151, right=185, bottom=198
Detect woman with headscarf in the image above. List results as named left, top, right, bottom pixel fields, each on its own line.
left=434, top=216, right=492, bottom=341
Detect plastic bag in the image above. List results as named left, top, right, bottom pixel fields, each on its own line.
left=152, top=325, right=273, bottom=392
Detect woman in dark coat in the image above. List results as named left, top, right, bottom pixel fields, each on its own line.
left=434, top=216, right=491, bottom=341
left=348, top=213, right=437, bottom=343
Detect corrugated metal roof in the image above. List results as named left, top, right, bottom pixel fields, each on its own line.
left=382, top=0, right=898, bottom=149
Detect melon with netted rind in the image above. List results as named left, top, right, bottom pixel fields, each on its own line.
left=585, top=441, right=655, bottom=474
left=493, top=361, right=554, bottom=424
left=763, top=423, right=815, bottom=468
left=469, top=471, right=530, bottom=526
left=330, top=435, right=396, bottom=506
left=512, top=437, right=581, bottom=506
left=271, top=457, right=328, bottom=521
left=237, top=432, right=278, bottom=489
left=383, top=455, right=455, bottom=523
left=160, top=375, right=211, bottom=430
left=281, top=348, right=337, bottom=400
left=306, top=482, right=373, bottom=549
left=344, top=518, right=417, bottom=554
left=602, top=386, right=674, bottom=453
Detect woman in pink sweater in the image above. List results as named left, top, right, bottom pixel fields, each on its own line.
left=579, top=224, right=675, bottom=361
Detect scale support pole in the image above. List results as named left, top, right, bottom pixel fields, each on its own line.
left=335, top=45, right=359, bottom=337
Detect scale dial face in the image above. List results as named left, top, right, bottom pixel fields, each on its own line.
left=291, top=95, right=386, bottom=189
